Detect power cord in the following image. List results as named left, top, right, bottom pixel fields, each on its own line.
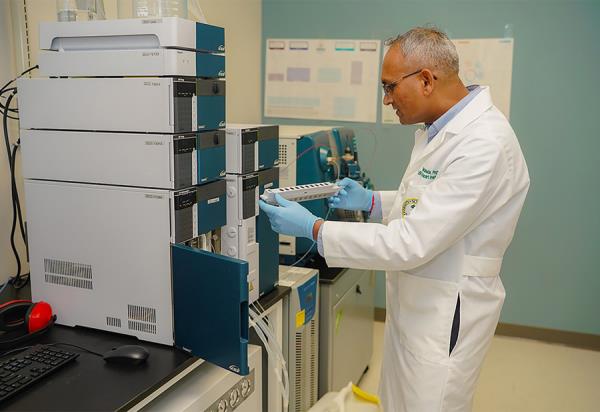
left=0, top=275, right=30, bottom=301
left=1, top=65, right=37, bottom=287
left=3, top=93, right=23, bottom=281
left=0, top=87, right=19, bottom=120
left=0, top=343, right=104, bottom=359
left=10, top=141, right=27, bottom=244
left=0, top=66, right=38, bottom=100
left=0, top=345, right=34, bottom=358
left=47, top=343, right=103, bottom=357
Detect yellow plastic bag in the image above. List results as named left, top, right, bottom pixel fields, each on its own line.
left=309, top=382, right=381, bottom=412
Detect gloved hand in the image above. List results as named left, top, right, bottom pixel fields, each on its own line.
left=259, top=194, right=321, bottom=239
left=328, top=178, right=373, bottom=211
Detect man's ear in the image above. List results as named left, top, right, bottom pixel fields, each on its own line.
left=420, top=69, right=436, bottom=96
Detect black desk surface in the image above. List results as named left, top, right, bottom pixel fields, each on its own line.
left=0, top=284, right=195, bottom=412
left=1, top=325, right=195, bottom=412
left=254, top=285, right=291, bottom=314
left=297, top=255, right=345, bottom=284
left=0, top=282, right=291, bottom=411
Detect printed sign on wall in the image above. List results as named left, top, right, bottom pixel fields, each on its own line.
left=265, top=38, right=381, bottom=123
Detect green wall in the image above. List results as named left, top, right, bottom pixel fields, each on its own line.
left=262, top=0, right=600, bottom=335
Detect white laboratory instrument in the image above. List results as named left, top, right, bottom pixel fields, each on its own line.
left=23, top=179, right=225, bottom=345
left=16, top=13, right=257, bottom=377
left=38, top=17, right=224, bottom=77
left=139, top=345, right=262, bottom=412
left=221, top=218, right=260, bottom=304
left=228, top=123, right=280, bottom=171
left=225, top=125, right=259, bottom=174
left=280, top=265, right=320, bottom=412
left=20, top=129, right=198, bottom=189
left=224, top=173, right=260, bottom=303
left=318, top=269, right=374, bottom=397
left=39, top=17, right=217, bottom=52
left=17, top=77, right=225, bottom=133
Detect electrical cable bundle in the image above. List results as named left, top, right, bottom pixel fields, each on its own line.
left=1, top=65, right=38, bottom=292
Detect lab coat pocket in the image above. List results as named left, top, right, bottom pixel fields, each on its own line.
left=389, top=271, right=459, bottom=364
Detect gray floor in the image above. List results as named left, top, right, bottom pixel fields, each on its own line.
left=358, top=321, right=600, bottom=412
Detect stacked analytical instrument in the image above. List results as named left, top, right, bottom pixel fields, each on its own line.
left=279, top=265, right=320, bottom=412
left=223, top=124, right=280, bottom=302
left=18, top=18, right=253, bottom=375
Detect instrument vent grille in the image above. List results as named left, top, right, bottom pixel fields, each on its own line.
left=44, top=258, right=93, bottom=290
left=127, top=305, right=157, bottom=335
left=128, top=321, right=157, bottom=334
left=278, top=144, right=288, bottom=165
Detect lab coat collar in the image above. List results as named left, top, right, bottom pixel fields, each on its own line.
left=415, top=86, right=493, bottom=161
left=444, top=86, right=493, bottom=136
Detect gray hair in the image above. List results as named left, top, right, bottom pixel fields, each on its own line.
left=385, top=26, right=459, bottom=75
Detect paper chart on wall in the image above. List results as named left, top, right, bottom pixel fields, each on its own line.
left=264, top=39, right=381, bottom=123
left=381, top=38, right=514, bottom=124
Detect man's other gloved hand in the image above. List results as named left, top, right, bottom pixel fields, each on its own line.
left=328, top=178, right=373, bottom=211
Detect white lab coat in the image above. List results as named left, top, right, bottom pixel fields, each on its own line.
left=321, top=87, right=530, bottom=411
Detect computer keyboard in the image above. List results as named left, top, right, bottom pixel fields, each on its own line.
left=0, top=344, right=79, bottom=403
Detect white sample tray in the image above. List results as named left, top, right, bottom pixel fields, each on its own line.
left=260, top=182, right=340, bottom=205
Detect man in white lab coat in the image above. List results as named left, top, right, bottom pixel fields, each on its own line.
left=260, top=27, right=529, bottom=411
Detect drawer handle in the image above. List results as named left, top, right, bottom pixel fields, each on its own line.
left=356, top=285, right=362, bottom=295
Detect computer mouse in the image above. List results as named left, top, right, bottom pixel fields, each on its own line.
left=102, top=345, right=149, bottom=366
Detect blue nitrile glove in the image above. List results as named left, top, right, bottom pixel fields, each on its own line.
left=259, top=194, right=320, bottom=239
left=328, top=177, right=373, bottom=211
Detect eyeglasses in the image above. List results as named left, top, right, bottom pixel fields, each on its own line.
left=382, top=69, right=435, bottom=96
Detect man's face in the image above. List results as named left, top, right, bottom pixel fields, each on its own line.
left=381, top=46, right=426, bottom=125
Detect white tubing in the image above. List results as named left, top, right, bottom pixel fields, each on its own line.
left=250, top=307, right=289, bottom=394
left=249, top=307, right=290, bottom=409
left=249, top=307, right=289, bottom=393
left=249, top=316, right=289, bottom=408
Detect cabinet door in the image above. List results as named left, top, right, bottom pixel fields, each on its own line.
left=331, top=269, right=375, bottom=390
left=172, top=244, right=249, bottom=375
